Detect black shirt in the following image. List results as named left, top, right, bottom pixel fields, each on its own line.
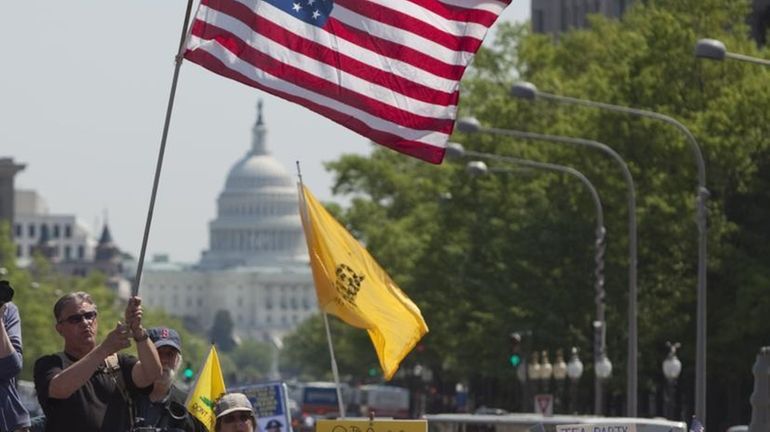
left=34, top=352, right=151, bottom=432
left=134, top=385, right=205, bottom=432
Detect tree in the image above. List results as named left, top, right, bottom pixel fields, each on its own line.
left=209, top=309, right=239, bottom=352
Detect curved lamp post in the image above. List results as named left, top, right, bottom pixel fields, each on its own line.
left=567, top=347, right=584, bottom=414
left=457, top=117, right=638, bottom=410
left=452, top=145, right=610, bottom=415
left=512, top=81, right=708, bottom=420
left=695, top=38, right=770, bottom=66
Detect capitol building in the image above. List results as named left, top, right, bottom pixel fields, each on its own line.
left=141, top=103, right=317, bottom=342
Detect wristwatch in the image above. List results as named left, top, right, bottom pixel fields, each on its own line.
left=133, top=328, right=149, bottom=342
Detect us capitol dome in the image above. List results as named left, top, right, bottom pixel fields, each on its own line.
left=200, top=101, right=307, bottom=269
left=142, top=102, right=317, bottom=343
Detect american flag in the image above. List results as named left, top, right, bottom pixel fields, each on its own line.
left=690, top=418, right=705, bottom=432
left=183, top=0, right=511, bottom=164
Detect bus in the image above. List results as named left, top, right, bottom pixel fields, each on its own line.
left=424, top=413, right=687, bottom=432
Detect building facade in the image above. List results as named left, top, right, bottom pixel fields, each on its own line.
left=141, top=103, right=317, bottom=342
left=13, top=190, right=96, bottom=266
left=531, top=0, right=770, bottom=45
left=12, top=189, right=131, bottom=297
left=0, top=158, right=25, bottom=229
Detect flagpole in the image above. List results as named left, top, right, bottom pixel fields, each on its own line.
left=323, top=313, right=347, bottom=418
left=131, top=0, right=194, bottom=297
left=296, top=161, right=346, bottom=419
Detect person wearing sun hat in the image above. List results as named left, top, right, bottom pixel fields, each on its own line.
left=214, top=392, right=256, bottom=432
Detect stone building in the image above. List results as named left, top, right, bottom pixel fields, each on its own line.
left=141, top=103, right=317, bottom=342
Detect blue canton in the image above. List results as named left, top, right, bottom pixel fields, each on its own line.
left=263, top=0, right=334, bottom=27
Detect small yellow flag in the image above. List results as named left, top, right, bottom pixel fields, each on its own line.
left=299, top=184, right=428, bottom=380
left=186, top=345, right=227, bottom=431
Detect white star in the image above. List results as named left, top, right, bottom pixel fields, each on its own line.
left=292, top=2, right=302, bottom=12
left=312, top=10, right=321, bottom=19
left=307, top=0, right=316, bottom=5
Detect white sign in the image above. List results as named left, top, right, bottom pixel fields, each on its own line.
left=556, top=424, right=637, bottom=432
left=533, top=394, right=553, bottom=416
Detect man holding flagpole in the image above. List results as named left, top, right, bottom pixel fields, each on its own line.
left=33, top=292, right=161, bottom=432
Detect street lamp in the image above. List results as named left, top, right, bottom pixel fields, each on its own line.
left=567, top=347, right=584, bottom=414
left=553, top=349, right=568, bottom=413
left=541, top=351, right=553, bottom=393
left=456, top=147, right=610, bottom=415
left=594, top=353, right=613, bottom=415
left=695, top=38, right=770, bottom=66
left=512, top=81, right=708, bottom=420
left=528, top=351, right=542, bottom=399
left=457, top=117, right=638, bottom=411
left=662, top=342, right=682, bottom=419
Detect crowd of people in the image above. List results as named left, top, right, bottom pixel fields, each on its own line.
left=0, top=280, right=257, bottom=432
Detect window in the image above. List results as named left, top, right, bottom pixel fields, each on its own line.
left=16, top=245, right=21, bottom=257
left=28, top=224, right=35, bottom=238
left=53, top=225, right=60, bottom=238
left=64, top=225, right=72, bottom=238
left=77, top=245, right=85, bottom=259
left=14, top=224, right=21, bottom=237
left=533, top=9, right=545, bottom=32
left=65, top=246, right=71, bottom=260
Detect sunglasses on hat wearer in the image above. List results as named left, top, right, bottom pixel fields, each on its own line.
left=221, top=412, right=252, bottom=424
left=58, top=310, right=98, bottom=325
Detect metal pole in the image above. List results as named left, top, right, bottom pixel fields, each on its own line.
left=725, top=52, right=770, bottom=66
left=464, top=150, right=608, bottom=416
left=132, top=0, right=195, bottom=296
left=536, top=91, right=708, bottom=420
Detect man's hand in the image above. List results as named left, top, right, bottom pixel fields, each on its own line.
left=124, top=296, right=145, bottom=338
left=99, top=322, right=132, bottom=356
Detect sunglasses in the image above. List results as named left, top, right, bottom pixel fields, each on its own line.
left=59, top=310, right=98, bottom=325
left=221, top=412, right=252, bottom=424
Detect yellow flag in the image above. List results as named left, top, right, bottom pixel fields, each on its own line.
left=186, top=345, right=227, bottom=431
left=299, top=184, right=428, bottom=380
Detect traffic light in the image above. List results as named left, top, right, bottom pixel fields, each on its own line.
left=183, top=362, right=194, bottom=383
left=509, top=332, right=522, bottom=367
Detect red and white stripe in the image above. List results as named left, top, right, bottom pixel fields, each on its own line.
left=184, top=0, right=511, bottom=164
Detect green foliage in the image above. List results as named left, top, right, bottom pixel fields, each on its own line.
left=0, top=222, right=216, bottom=381
left=210, top=309, right=238, bottom=352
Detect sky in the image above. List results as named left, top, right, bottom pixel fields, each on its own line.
left=1, top=1, right=530, bottom=264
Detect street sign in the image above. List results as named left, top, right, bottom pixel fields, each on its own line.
left=231, top=382, right=294, bottom=432
left=533, top=394, right=553, bottom=416
left=317, top=419, right=427, bottom=432
left=556, top=424, right=637, bottom=432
